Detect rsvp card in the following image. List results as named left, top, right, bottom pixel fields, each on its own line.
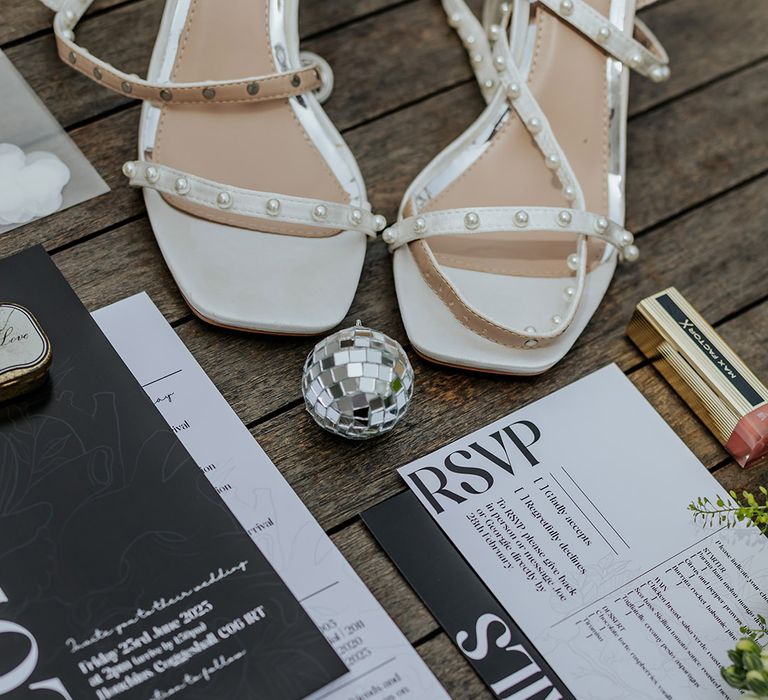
left=0, top=248, right=345, bottom=699
left=397, top=365, right=768, bottom=699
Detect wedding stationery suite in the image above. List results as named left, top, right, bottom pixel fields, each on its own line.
left=396, top=365, right=768, bottom=699
left=93, top=293, right=449, bottom=700
left=0, top=248, right=345, bottom=700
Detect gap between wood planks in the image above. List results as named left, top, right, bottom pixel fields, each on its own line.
left=0, top=0, right=418, bottom=51
left=0, top=0, right=140, bottom=50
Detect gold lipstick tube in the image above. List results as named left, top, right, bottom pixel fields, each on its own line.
left=628, top=288, right=768, bottom=468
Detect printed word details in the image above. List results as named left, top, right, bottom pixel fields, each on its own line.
left=401, top=365, right=768, bottom=699
left=64, top=563, right=265, bottom=699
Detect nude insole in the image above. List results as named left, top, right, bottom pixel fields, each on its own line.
left=420, top=0, right=614, bottom=277
left=151, top=0, right=349, bottom=235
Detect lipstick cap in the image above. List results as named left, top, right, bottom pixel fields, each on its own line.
left=627, top=288, right=768, bottom=468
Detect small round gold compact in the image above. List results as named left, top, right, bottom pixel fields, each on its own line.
left=0, top=303, right=52, bottom=403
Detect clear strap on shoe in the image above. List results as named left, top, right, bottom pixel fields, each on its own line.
left=122, top=160, right=387, bottom=238
left=39, top=0, right=325, bottom=105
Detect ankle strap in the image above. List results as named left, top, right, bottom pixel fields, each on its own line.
left=442, top=0, right=500, bottom=102
left=534, top=0, right=670, bottom=81
left=460, top=0, right=670, bottom=89
left=42, top=0, right=324, bottom=105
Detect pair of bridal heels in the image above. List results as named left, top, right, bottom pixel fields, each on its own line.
left=42, top=0, right=669, bottom=375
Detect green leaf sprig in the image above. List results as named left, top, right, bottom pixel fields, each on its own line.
left=688, top=488, right=768, bottom=532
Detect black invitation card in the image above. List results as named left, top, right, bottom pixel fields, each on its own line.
left=363, top=492, right=575, bottom=700
left=0, top=248, right=345, bottom=699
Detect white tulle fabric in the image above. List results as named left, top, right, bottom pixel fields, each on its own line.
left=0, top=144, right=71, bottom=225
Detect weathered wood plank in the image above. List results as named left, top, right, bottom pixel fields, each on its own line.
left=303, top=0, right=470, bottom=129
left=53, top=217, right=188, bottom=319
left=418, top=634, right=493, bottom=699
left=0, top=0, right=127, bottom=46
left=303, top=0, right=420, bottom=38
left=6, top=0, right=766, bottom=132
left=631, top=0, right=768, bottom=114
left=627, top=60, right=768, bottom=230
left=0, top=0, right=408, bottom=48
left=332, top=520, right=437, bottom=643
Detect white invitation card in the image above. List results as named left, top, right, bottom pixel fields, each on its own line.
left=398, top=364, right=768, bottom=699
left=94, top=294, right=449, bottom=700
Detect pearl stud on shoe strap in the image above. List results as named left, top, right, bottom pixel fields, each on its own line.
left=440, top=0, right=500, bottom=102
left=383, top=206, right=638, bottom=261
left=491, top=39, right=587, bottom=210
left=540, top=0, right=670, bottom=81
left=122, top=160, right=386, bottom=238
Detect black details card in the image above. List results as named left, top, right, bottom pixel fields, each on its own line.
left=0, top=248, right=346, bottom=699
left=362, top=492, right=574, bottom=700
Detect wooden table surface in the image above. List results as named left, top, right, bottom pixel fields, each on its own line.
left=2, top=0, right=767, bottom=695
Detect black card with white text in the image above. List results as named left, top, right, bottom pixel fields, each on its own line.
left=363, top=491, right=575, bottom=700
left=0, top=247, right=346, bottom=699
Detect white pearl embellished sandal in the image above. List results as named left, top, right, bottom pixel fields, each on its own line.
left=384, top=0, right=669, bottom=374
left=40, top=0, right=386, bottom=334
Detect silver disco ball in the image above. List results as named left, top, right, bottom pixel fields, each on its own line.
left=302, top=322, right=414, bottom=440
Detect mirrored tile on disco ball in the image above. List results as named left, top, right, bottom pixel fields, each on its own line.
left=302, top=322, right=414, bottom=440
